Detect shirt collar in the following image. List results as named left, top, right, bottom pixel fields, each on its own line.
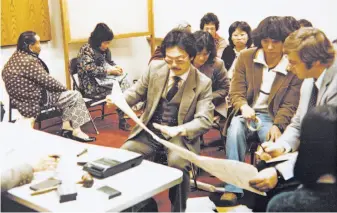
left=315, top=68, right=327, bottom=89
left=233, top=47, right=247, bottom=56
left=253, top=49, right=288, bottom=75
left=169, top=67, right=190, bottom=82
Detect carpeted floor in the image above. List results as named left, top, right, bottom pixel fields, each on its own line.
left=34, top=105, right=256, bottom=212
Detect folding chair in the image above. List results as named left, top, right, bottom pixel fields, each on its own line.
left=69, top=58, right=118, bottom=133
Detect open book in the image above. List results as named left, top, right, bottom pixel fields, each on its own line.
left=106, top=82, right=266, bottom=196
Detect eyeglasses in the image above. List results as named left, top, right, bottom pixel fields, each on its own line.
left=164, top=55, right=189, bottom=65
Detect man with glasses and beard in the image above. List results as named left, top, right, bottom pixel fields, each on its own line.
left=107, top=29, right=214, bottom=212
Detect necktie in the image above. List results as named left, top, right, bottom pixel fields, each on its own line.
left=166, top=76, right=181, bottom=101
left=307, top=82, right=318, bottom=112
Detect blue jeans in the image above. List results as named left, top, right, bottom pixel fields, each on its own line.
left=225, top=112, right=273, bottom=194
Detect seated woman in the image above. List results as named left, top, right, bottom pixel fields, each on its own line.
left=267, top=105, right=337, bottom=212
left=2, top=31, right=95, bottom=142
left=77, top=23, right=131, bottom=131
left=193, top=31, right=230, bottom=115
left=221, top=21, right=252, bottom=78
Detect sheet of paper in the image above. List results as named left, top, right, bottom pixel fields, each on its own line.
left=107, top=82, right=266, bottom=196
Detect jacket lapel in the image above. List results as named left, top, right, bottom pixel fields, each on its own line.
left=149, top=66, right=169, bottom=115
left=268, top=73, right=287, bottom=104
left=317, top=68, right=335, bottom=105
left=178, top=67, right=196, bottom=124
left=252, top=63, right=263, bottom=104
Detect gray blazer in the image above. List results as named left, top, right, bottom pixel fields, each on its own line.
left=275, top=59, right=337, bottom=179
left=124, top=60, right=214, bottom=153
left=278, top=60, right=337, bottom=151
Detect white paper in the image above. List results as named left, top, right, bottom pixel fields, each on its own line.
left=107, top=82, right=266, bottom=196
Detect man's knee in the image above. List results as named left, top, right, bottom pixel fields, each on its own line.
left=120, top=140, right=154, bottom=159
left=167, top=152, right=190, bottom=170
left=120, top=140, right=139, bottom=152
left=228, top=116, right=246, bottom=132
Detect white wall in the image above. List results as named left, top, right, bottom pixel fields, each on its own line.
left=154, top=0, right=337, bottom=41
left=0, top=0, right=151, bottom=121
left=1, top=0, right=336, bottom=121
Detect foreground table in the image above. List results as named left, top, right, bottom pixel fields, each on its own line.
left=1, top=123, right=183, bottom=212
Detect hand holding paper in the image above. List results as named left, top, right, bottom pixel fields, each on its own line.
left=153, top=123, right=186, bottom=138
left=249, top=167, right=278, bottom=192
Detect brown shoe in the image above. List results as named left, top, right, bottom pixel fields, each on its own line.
left=220, top=192, right=238, bottom=201
left=209, top=192, right=239, bottom=207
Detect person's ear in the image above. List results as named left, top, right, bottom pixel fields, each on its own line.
left=28, top=44, right=34, bottom=52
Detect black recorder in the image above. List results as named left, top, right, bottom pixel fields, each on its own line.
left=83, top=155, right=143, bottom=178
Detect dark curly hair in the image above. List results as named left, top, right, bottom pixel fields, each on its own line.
left=193, top=31, right=217, bottom=64
left=252, top=16, right=297, bottom=48
left=160, top=29, right=197, bottom=59
left=200, top=13, right=220, bottom=31
left=228, top=21, right=252, bottom=48
left=89, top=23, right=114, bottom=49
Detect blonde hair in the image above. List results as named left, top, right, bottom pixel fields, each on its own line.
left=284, top=27, right=335, bottom=69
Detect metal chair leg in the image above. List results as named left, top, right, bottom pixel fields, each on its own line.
left=101, top=103, right=105, bottom=120
left=88, top=111, right=99, bottom=134
left=190, top=163, right=198, bottom=189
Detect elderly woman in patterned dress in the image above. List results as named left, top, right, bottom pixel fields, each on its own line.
left=2, top=31, right=95, bottom=142
left=77, top=23, right=131, bottom=131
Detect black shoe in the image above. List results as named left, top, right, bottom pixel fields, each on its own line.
left=71, top=135, right=96, bottom=143
left=119, top=120, right=131, bottom=131
left=60, top=129, right=73, bottom=139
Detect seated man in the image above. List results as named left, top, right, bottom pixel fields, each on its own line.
left=77, top=23, right=131, bottom=131
left=222, top=16, right=302, bottom=203
left=108, top=29, right=214, bottom=211
left=246, top=27, right=337, bottom=212
left=200, top=12, right=228, bottom=57
left=2, top=31, right=95, bottom=142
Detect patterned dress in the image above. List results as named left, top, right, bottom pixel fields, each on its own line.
left=2, top=51, right=91, bottom=128
left=77, top=43, right=130, bottom=98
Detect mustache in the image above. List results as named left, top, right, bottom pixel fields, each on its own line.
left=171, top=67, right=181, bottom=70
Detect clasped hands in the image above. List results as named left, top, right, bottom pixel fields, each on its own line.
left=107, top=65, right=123, bottom=76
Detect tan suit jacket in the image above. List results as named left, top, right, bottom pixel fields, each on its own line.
left=124, top=60, right=214, bottom=152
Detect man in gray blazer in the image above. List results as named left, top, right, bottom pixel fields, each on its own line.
left=249, top=28, right=337, bottom=195
left=118, top=29, right=214, bottom=211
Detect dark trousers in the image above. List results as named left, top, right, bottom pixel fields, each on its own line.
left=121, top=131, right=191, bottom=212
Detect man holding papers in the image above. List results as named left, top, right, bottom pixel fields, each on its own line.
left=250, top=27, right=337, bottom=211
left=108, top=29, right=214, bottom=212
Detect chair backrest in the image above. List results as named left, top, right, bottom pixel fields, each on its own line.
left=69, top=58, right=82, bottom=93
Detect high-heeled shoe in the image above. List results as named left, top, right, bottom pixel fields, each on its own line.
left=71, top=135, right=96, bottom=143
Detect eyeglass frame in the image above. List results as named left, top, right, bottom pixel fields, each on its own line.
left=164, top=55, right=190, bottom=65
